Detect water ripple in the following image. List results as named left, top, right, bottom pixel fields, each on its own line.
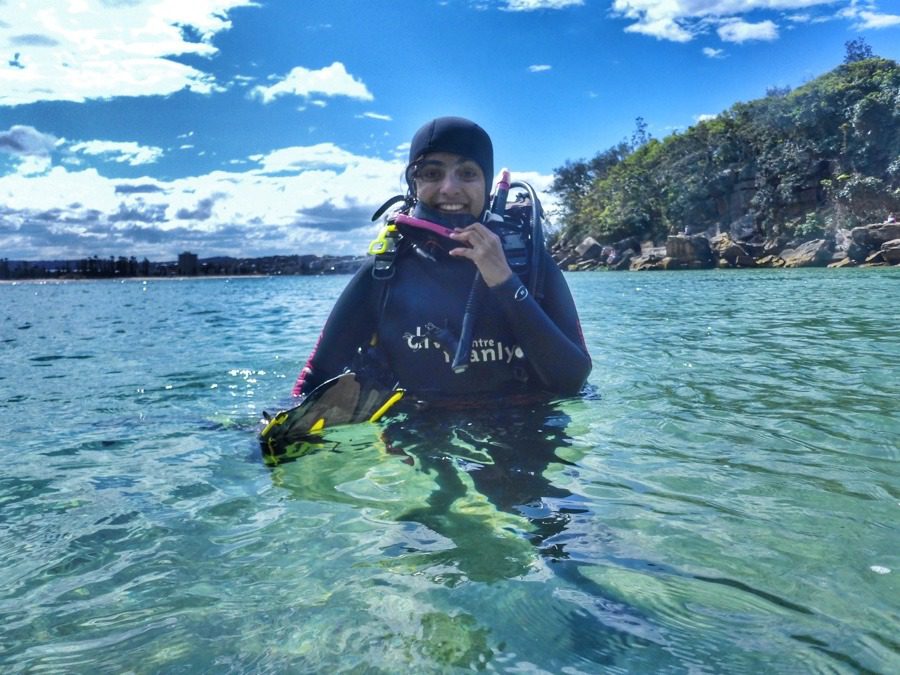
left=1, top=271, right=898, bottom=673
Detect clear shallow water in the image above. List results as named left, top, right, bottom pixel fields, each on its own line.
left=1, top=269, right=898, bottom=673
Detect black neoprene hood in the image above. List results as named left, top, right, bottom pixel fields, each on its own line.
left=407, top=117, right=494, bottom=200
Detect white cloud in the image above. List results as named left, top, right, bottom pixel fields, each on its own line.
left=13, top=155, right=55, bottom=177
left=621, top=15, right=694, bottom=42
left=702, top=46, right=725, bottom=58
left=250, top=143, right=375, bottom=174
left=528, top=64, right=553, bottom=72
left=70, top=140, right=165, bottom=165
left=718, top=19, right=779, bottom=43
left=695, top=113, right=718, bottom=123
left=502, top=0, right=584, bottom=10
left=610, top=1, right=885, bottom=43
left=0, top=135, right=411, bottom=259
left=361, top=112, right=392, bottom=121
left=843, top=8, right=900, bottom=29
left=0, top=0, right=257, bottom=106
left=252, top=62, right=373, bottom=104
left=0, top=131, right=560, bottom=259
left=0, top=165, right=122, bottom=214
left=0, top=125, right=58, bottom=156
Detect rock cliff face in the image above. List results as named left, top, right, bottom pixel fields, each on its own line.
left=553, top=222, right=900, bottom=271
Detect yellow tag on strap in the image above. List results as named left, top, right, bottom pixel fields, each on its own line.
left=368, top=224, right=397, bottom=256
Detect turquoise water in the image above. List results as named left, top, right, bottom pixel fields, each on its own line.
left=1, top=269, right=898, bottom=673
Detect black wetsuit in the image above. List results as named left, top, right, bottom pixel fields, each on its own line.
left=293, top=239, right=591, bottom=401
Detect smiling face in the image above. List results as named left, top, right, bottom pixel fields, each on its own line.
left=412, top=152, right=486, bottom=221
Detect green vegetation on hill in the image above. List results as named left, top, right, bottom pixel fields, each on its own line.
left=550, top=54, right=900, bottom=248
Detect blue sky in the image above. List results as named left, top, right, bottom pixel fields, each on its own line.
left=1, top=0, right=899, bottom=261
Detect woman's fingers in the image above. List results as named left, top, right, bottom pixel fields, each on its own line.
left=449, top=223, right=513, bottom=287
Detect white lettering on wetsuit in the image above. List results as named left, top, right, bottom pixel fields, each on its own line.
left=403, top=325, right=525, bottom=365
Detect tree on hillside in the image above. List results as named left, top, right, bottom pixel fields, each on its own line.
left=630, top=117, right=651, bottom=149
left=548, top=141, right=631, bottom=228
left=550, top=57, right=900, bottom=248
left=844, top=37, right=874, bottom=64
left=765, top=85, right=791, bottom=98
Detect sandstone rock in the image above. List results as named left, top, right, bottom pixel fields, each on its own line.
left=742, top=241, right=766, bottom=258
left=864, top=250, right=886, bottom=265
left=630, top=257, right=665, bottom=271
left=630, top=251, right=673, bottom=270
left=851, top=222, right=900, bottom=248
left=827, top=257, right=854, bottom=268
left=849, top=223, right=900, bottom=261
left=666, top=235, right=692, bottom=260
left=555, top=254, right=577, bottom=269
left=780, top=239, right=833, bottom=268
left=661, top=256, right=687, bottom=270
left=612, top=236, right=642, bottom=256
left=755, top=255, right=783, bottom=268
left=880, top=238, right=900, bottom=265
left=610, top=249, right=635, bottom=271
left=711, top=233, right=755, bottom=267
left=575, top=237, right=603, bottom=260
left=846, top=241, right=870, bottom=263
left=762, top=236, right=789, bottom=257
left=641, top=243, right=666, bottom=258
left=834, top=228, right=853, bottom=253
left=666, top=234, right=714, bottom=266
left=675, top=257, right=707, bottom=270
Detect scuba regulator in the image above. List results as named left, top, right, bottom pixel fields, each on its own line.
left=367, top=169, right=546, bottom=374
left=368, top=169, right=545, bottom=298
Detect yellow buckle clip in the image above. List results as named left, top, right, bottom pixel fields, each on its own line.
left=368, top=224, right=397, bottom=256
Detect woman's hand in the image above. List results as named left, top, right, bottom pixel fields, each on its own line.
left=448, top=222, right=513, bottom=287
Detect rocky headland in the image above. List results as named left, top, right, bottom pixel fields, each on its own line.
left=554, top=222, right=900, bottom=272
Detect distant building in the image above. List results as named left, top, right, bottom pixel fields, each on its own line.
left=178, top=251, right=198, bottom=276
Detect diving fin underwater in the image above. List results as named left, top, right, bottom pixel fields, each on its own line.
left=259, top=372, right=404, bottom=465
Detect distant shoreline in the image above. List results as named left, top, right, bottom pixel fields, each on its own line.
left=0, top=274, right=285, bottom=285
left=2, top=265, right=896, bottom=288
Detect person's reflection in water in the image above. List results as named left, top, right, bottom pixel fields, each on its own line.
left=269, top=396, right=668, bottom=665
left=378, top=399, right=588, bottom=582
left=378, top=397, right=668, bottom=666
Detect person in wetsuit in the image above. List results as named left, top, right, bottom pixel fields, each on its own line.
left=292, top=116, right=591, bottom=404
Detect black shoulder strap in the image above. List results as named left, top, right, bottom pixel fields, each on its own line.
left=368, top=253, right=398, bottom=347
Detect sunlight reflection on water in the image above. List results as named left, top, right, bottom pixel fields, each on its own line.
left=1, top=269, right=898, bottom=673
